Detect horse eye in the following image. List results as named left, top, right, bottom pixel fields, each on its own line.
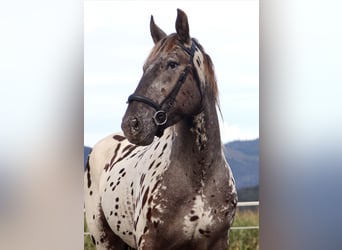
left=167, top=61, right=179, bottom=70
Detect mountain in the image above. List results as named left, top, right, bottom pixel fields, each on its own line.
left=237, top=185, right=259, bottom=202
left=84, top=146, right=92, bottom=170
left=223, top=139, right=259, bottom=190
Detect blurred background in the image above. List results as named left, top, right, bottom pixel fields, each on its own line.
left=1, top=1, right=342, bottom=250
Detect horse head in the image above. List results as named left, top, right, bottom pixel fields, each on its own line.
left=122, top=9, right=207, bottom=146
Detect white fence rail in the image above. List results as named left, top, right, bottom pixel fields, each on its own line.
left=230, top=201, right=259, bottom=230
left=237, top=201, right=259, bottom=207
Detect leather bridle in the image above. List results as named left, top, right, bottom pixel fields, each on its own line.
left=127, top=38, right=202, bottom=136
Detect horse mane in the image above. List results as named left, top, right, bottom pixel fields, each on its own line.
left=145, top=34, right=220, bottom=109
left=193, top=38, right=220, bottom=110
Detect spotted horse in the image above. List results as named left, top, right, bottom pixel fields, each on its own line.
left=84, top=9, right=237, bottom=250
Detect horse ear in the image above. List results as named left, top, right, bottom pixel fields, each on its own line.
left=150, top=15, right=167, bottom=44
left=175, top=9, right=190, bottom=44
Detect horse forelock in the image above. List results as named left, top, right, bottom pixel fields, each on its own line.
left=144, top=34, right=179, bottom=68
left=144, top=35, right=220, bottom=108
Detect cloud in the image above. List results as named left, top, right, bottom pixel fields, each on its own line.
left=219, top=122, right=259, bottom=143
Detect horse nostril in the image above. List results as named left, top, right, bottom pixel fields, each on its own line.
left=130, top=118, right=140, bottom=131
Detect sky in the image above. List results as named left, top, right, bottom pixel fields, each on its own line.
left=84, top=0, right=259, bottom=146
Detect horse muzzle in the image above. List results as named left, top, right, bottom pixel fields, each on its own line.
left=121, top=112, right=157, bottom=146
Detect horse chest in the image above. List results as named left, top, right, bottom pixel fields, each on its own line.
left=155, top=177, right=234, bottom=242
left=182, top=194, right=215, bottom=239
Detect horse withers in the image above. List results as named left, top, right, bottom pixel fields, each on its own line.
left=85, top=9, right=237, bottom=250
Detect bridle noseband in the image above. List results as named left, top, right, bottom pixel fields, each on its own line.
left=127, top=38, right=202, bottom=136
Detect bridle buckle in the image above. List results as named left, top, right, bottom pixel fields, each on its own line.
left=153, top=110, right=167, bottom=126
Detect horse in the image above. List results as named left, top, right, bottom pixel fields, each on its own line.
left=84, top=9, right=237, bottom=250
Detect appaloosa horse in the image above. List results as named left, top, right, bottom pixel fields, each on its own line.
left=84, top=9, right=237, bottom=250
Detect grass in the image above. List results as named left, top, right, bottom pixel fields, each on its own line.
left=84, top=218, right=96, bottom=250
left=84, top=208, right=259, bottom=250
left=229, top=207, right=259, bottom=250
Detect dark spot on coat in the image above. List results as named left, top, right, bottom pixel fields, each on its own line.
left=140, top=174, right=146, bottom=185
left=113, top=135, right=126, bottom=141
left=108, top=143, right=121, bottom=170
left=122, top=144, right=136, bottom=153
left=130, top=152, right=138, bottom=158
left=151, top=180, right=161, bottom=193
left=104, top=163, right=110, bottom=172
left=196, top=58, right=201, bottom=67
left=86, top=159, right=92, bottom=188
left=148, top=160, right=155, bottom=170
left=147, top=207, right=152, bottom=221
left=138, top=236, right=143, bottom=246
left=142, top=187, right=150, bottom=208
left=91, top=235, right=96, bottom=244
left=190, top=215, right=199, bottom=221
left=134, top=215, right=140, bottom=230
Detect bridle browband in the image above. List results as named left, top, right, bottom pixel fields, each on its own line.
left=127, top=38, right=202, bottom=137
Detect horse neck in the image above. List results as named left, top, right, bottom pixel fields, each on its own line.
left=172, top=91, right=223, bottom=171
